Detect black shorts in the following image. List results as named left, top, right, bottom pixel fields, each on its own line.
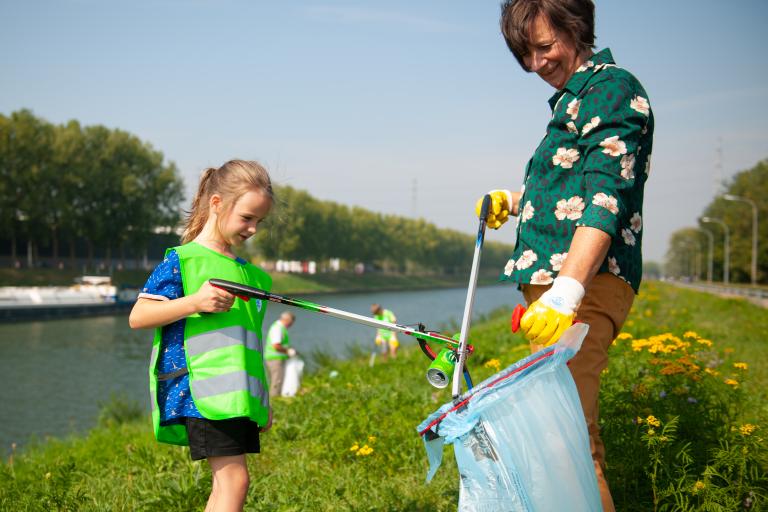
left=184, top=417, right=260, bottom=461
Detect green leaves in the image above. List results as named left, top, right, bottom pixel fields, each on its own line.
left=0, top=109, right=184, bottom=266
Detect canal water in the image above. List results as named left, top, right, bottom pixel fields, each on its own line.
left=0, top=284, right=522, bottom=453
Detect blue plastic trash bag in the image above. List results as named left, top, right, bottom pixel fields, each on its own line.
left=416, top=324, right=601, bottom=512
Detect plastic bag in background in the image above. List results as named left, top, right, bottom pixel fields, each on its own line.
left=416, top=324, right=601, bottom=512
left=281, top=357, right=304, bottom=397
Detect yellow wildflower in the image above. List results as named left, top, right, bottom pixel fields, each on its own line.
left=696, top=339, right=713, bottom=347
left=733, top=362, right=748, bottom=371
left=692, top=481, right=705, bottom=493
left=644, top=309, right=653, bottom=317
left=704, top=368, right=720, bottom=377
left=646, top=415, right=661, bottom=427
left=616, top=332, right=633, bottom=340
left=724, top=378, right=739, bottom=388
left=368, top=436, right=377, bottom=443
left=739, top=424, right=757, bottom=436
left=647, top=428, right=656, bottom=436
left=350, top=444, right=359, bottom=452
left=484, top=359, right=501, bottom=371
left=683, top=331, right=699, bottom=339
left=636, top=416, right=644, bottom=424
left=356, top=444, right=374, bottom=456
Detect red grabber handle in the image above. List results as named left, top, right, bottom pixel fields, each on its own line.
left=510, top=304, right=526, bottom=332
left=210, top=281, right=251, bottom=302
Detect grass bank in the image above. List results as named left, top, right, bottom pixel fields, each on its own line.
left=2, top=282, right=766, bottom=511
left=0, top=267, right=498, bottom=295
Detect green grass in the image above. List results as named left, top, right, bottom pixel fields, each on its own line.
left=1, top=282, right=766, bottom=511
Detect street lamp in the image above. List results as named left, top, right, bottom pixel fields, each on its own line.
left=701, top=217, right=730, bottom=285
left=723, top=194, right=759, bottom=286
left=694, top=228, right=714, bottom=283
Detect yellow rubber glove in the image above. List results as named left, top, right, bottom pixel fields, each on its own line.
left=520, top=276, right=585, bottom=347
left=475, top=189, right=513, bottom=229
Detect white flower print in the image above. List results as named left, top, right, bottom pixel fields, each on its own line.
left=566, top=98, right=581, bottom=120
left=630, top=212, right=642, bottom=233
left=552, top=147, right=580, bottom=169
left=582, top=116, right=601, bottom=135
left=599, top=135, right=627, bottom=157
left=521, top=201, right=534, bottom=223
left=550, top=252, right=568, bottom=271
left=515, top=250, right=538, bottom=270
left=608, top=257, right=620, bottom=275
left=621, top=228, right=636, bottom=246
left=592, top=193, right=619, bottom=215
left=630, top=96, right=650, bottom=116
left=576, top=60, right=594, bottom=73
left=594, top=63, right=617, bottom=72
left=566, top=121, right=578, bottom=134
left=530, top=269, right=554, bottom=285
left=554, top=196, right=585, bottom=221
left=620, top=153, right=636, bottom=179
left=504, top=259, right=516, bottom=276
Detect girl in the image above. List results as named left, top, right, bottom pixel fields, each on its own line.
left=129, top=159, right=275, bottom=512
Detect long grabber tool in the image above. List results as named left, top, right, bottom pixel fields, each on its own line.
left=450, top=193, right=491, bottom=400
left=208, top=279, right=473, bottom=382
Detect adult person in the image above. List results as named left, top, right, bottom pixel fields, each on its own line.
left=477, top=1, right=653, bottom=509
left=264, top=311, right=297, bottom=397
left=370, top=304, right=399, bottom=359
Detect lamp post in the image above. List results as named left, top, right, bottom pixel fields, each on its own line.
left=701, top=217, right=730, bottom=285
left=695, top=227, right=714, bottom=283
left=723, top=194, right=758, bottom=286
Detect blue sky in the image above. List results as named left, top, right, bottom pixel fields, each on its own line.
left=1, top=1, right=767, bottom=262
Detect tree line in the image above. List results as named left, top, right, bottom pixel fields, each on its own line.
left=0, top=109, right=184, bottom=268
left=249, top=185, right=514, bottom=274
left=1, top=109, right=515, bottom=275
left=665, top=159, right=767, bottom=284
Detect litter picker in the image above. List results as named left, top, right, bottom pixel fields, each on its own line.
left=451, top=193, right=490, bottom=399
left=209, top=278, right=475, bottom=389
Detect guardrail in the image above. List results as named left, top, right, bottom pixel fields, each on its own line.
left=666, top=281, right=768, bottom=301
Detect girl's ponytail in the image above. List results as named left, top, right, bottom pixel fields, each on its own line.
left=181, top=167, right=217, bottom=244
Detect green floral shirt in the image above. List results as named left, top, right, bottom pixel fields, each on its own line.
left=501, top=48, right=653, bottom=293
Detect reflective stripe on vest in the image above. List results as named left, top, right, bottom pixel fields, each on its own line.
left=186, top=326, right=263, bottom=357
left=191, top=370, right=269, bottom=408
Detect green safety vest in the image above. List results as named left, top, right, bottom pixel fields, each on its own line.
left=148, top=242, right=272, bottom=446
left=375, top=309, right=396, bottom=338
left=264, top=321, right=291, bottom=361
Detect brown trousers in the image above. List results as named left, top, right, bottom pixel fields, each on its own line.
left=522, top=272, right=634, bottom=512
left=266, top=359, right=285, bottom=397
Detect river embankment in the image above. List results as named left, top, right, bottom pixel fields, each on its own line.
left=0, top=267, right=501, bottom=295
left=1, top=282, right=766, bottom=511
